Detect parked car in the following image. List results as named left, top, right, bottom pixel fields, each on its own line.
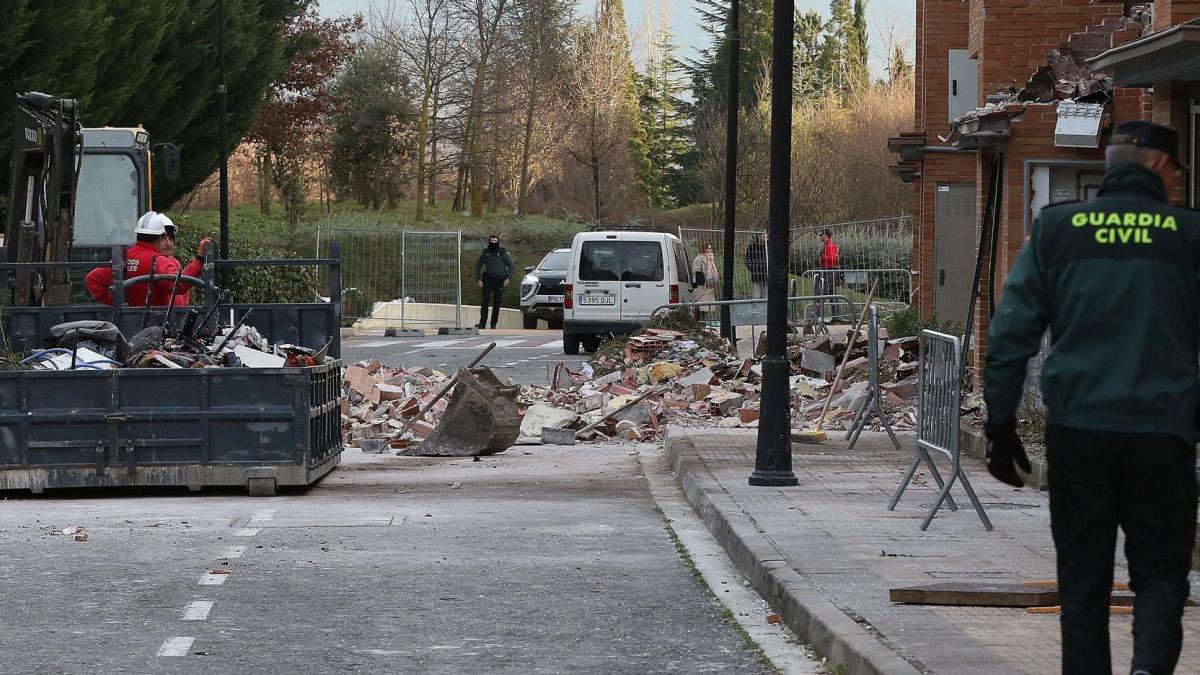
left=519, top=246, right=571, bottom=329
left=562, top=231, right=693, bottom=355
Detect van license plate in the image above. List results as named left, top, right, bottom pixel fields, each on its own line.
left=579, top=294, right=615, bottom=306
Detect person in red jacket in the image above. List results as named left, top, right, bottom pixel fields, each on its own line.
left=85, top=211, right=211, bottom=307
left=816, top=228, right=840, bottom=320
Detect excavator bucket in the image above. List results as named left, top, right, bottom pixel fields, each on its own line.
left=413, top=366, right=520, bottom=457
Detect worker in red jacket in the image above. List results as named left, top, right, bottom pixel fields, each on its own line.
left=816, top=228, right=840, bottom=320
left=85, top=211, right=211, bottom=307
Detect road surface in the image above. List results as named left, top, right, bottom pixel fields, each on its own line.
left=0, top=440, right=812, bottom=672
left=343, top=330, right=581, bottom=387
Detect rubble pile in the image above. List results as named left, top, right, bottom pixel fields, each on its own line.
left=341, top=323, right=925, bottom=453
left=341, top=360, right=454, bottom=452
left=787, top=330, right=920, bottom=433
left=17, top=318, right=324, bottom=371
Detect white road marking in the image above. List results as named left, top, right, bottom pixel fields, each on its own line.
left=156, top=637, right=195, bottom=657
left=484, top=339, right=525, bottom=348
left=414, top=339, right=469, bottom=348
left=354, top=340, right=402, bottom=348
left=199, top=573, right=229, bottom=586
left=252, top=509, right=275, bottom=521
left=221, top=545, right=247, bottom=559
left=182, top=601, right=214, bottom=621
left=518, top=339, right=562, bottom=350
left=233, top=528, right=258, bottom=537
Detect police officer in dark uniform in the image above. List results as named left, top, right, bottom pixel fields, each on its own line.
left=985, top=120, right=1199, bottom=675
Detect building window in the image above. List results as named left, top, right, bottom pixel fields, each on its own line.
left=1025, top=161, right=1105, bottom=234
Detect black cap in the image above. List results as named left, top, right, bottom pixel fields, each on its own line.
left=1110, top=120, right=1188, bottom=170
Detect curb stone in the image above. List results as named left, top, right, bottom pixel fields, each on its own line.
left=664, top=430, right=924, bottom=675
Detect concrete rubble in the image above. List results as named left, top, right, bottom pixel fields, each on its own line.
left=341, top=324, right=923, bottom=452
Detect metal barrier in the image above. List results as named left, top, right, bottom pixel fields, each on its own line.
left=791, top=216, right=913, bottom=305
left=316, top=227, right=462, bottom=330
left=650, top=294, right=857, bottom=327
left=802, top=267, right=913, bottom=321
left=847, top=304, right=899, bottom=450
left=678, top=228, right=768, bottom=300
left=888, top=330, right=993, bottom=531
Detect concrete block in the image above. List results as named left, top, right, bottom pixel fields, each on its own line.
left=540, top=427, right=577, bottom=445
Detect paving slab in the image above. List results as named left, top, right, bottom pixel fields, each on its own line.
left=665, top=428, right=1200, bottom=675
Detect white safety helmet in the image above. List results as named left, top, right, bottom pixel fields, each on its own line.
left=134, top=211, right=177, bottom=237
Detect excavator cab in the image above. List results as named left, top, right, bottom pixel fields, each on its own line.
left=3, top=92, right=180, bottom=306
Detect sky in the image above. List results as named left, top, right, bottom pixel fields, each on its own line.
left=317, top=0, right=914, bottom=78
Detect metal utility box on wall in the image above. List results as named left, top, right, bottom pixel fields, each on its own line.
left=1054, top=102, right=1105, bottom=148
left=934, top=183, right=977, bottom=327
left=948, top=50, right=979, bottom=123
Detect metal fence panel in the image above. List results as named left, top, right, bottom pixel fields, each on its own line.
left=790, top=215, right=914, bottom=309
left=888, top=329, right=993, bottom=531
left=677, top=228, right=767, bottom=301
left=317, top=227, right=461, bottom=329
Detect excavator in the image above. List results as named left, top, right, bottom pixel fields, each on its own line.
left=3, top=91, right=179, bottom=306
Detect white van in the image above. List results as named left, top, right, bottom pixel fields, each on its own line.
left=562, top=231, right=693, bottom=354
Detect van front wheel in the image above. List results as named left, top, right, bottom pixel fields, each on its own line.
left=563, top=333, right=581, bottom=355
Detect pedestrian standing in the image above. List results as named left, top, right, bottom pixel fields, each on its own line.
left=692, top=243, right=719, bottom=320
left=984, top=120, right=1199, bottom=675
left=474, top=234, right=516, bottom=329
left=816, top=228, right=839, bottom=319
left=744, top=232, right=768, bottom=299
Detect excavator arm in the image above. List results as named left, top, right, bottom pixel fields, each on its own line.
left=5, top=92, right=82, bottom=306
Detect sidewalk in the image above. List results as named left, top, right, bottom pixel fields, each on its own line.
left=664, top=428, right=1200, bottom=675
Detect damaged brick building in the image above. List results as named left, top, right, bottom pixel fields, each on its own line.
left=890, top=1, right=1200, bottom=375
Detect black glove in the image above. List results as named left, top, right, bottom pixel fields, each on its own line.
left=984, top=419, right=1032, bottom=488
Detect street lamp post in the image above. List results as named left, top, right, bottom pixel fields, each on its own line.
left=749, top=0, right=797, bottom=487
left=720, top=0, right=739, bottom=344
left=217, top=0, right=230, bottom=271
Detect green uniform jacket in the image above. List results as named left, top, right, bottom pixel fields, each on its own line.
left=985, top=163, right=1200, bottom=442
left=475, top=246, right=516, bottom=282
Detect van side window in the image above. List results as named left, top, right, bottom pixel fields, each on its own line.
left=673, top=243, right=690, bottom=283
left=580, top=241, right=663, bottom=282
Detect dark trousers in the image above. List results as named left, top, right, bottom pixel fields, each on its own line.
left=478, top=278, right=504, bottom=328
left=1046, top=425, right=1198, bottom=675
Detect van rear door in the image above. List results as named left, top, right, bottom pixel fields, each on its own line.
left=617, top=238, right=668, bottom=322
left=573, top=237, right=624, bottom=324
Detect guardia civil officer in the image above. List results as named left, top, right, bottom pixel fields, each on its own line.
left=984, top=120, right=1199, bottom=675
left=474, top=234, right=516, bottom=329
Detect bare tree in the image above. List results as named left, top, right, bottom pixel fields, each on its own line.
left=454, top=0, right=511, bottom=217
left=563, top=9, right=639, bottom=223
left=372, top=0, right=463, bottom=221
left=510, top=0, right=573, bottom=216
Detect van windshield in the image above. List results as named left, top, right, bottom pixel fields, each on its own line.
left=580, top=241, right=663, bottom=282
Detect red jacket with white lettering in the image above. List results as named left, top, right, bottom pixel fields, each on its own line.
left=820, top=239, right=840, bottom=270
left=85, top=241, right=204, bottom=307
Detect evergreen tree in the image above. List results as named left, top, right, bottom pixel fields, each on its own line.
left=635, top=27, right=695, bottom=208
left=850, top=0, right=870, bottom=93
left=685, top=0, right=772, bottom=108
left=0, top=0, right=304, bottom=220
left=794, top=10, right=827, bottom=103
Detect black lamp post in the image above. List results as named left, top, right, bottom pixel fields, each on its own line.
left=720, top=0, right=739, bottom=343
left=217, top=0, right=230, bottom=268
left=749, top=0, right=797, bottom=487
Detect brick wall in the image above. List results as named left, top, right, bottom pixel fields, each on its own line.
left=917, top=153, right=977, bottom=318
left=1153, top=1, right=1200, bottom=30
left=921, top=0, right=973, bottom=129
left=974, top=0, right=1123, bottom=99
left=912, top=0, right=974, bottom=318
